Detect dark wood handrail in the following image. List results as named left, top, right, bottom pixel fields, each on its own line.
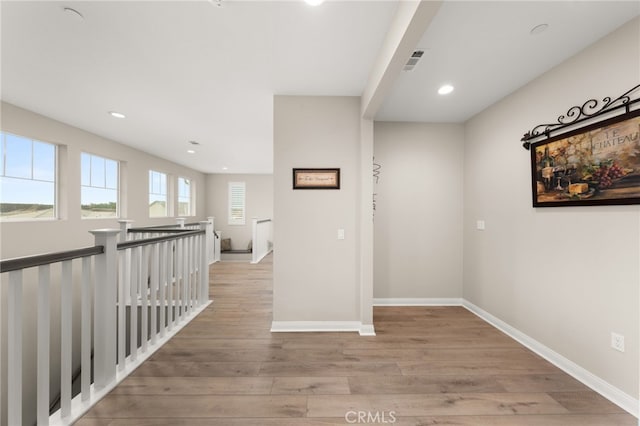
left=0, top=246, right=104, bottom=273
left=1, top=225, right=207, bottom=272
left=128, top=222, right=201, bottom=232
left=127, top=228, right=198, bottom=234
left=117, top=229, right=205, bottom=251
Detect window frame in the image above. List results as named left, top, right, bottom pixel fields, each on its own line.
left=80, top=152, right=120, bottom=219
left=149, top=169, right=168, bottom=218
left=228, top=181, right=246, bottom=225
left=177, top=176, right=194, bottom=217
left=0, top=131, right=58, bottom=221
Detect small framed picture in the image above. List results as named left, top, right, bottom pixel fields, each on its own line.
left=293, top=168, right=340, bottom=190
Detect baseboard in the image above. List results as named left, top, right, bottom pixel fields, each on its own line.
left=359, top=324, right=376, bottom=336
left=462, top=299, right=639, bottom=418
left=270, top=299, right=637, bottom=417
left=271, top=321, right=362, bottom=333
left=373, top=297, right=463, bottom=306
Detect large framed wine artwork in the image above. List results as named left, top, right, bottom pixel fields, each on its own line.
left=531, top=109, right=640, bottom=207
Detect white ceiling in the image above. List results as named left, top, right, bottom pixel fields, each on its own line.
left=2, top=1, right=639, bottom=174
left=376, top=1, right=640, bottom=123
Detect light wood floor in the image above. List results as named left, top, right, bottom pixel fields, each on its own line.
left=77, top=255, right=636, bottom=425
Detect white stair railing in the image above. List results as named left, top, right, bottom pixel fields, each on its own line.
left=121, top=217, right=216, bottom=265
left=1, top=244, right=106, bottom=426
left=0, top=221, right=212, bottom=426
left=251, top=218, right=273, bottom=264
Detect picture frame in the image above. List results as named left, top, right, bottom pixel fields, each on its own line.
left=293, top=168, right=340, bottom=190
left=531, top=109, right=640, bottom=207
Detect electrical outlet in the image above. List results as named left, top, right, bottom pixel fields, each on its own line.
left=611, top=332, right=625, bottom=352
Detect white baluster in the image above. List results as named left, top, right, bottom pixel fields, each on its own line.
left=195, top=234, right=201, bottom=306
left=176, top=217, right=186, bottom=229
left=192, top=234, right=198, bottom=307
left=183, top=236, right=189, bottom=317
left=90, top=229, right=120, bottom=390
left=159, top=241, right=168, bottom=338
left=194, top=235, right=199, bottom=307
left=176, top=237, right=183, bottom=322
left=180, top=237, right=186, bottom=318
left=37, top=264, right=50, bottom=425
left=118, top=250, right=126, bottom=371
left=193, top=235, right=198, bottom=308
left=150, top=243, right=158, bottom=344
left=8, top=270, right=22, bottom=426
left=81, top=257, right=91, bottom=401
left=188, top=236, right=194, bottom=311
left=60, top=260, right=72, bottom=418
left=130, top=247, right=139, bottom=362
left=168, top=241, right=175, bottom=331
left=141, top=245, right=149, bottom=352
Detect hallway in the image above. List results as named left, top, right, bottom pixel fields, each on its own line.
left=76, top=256, right=635, bottom=425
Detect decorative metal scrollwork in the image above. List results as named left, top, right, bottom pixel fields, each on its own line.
left=373, top=157, right=381, bottom=216
left=522, top=84, right=640, bottom=150
left=373, top=158, right=381, bottom=184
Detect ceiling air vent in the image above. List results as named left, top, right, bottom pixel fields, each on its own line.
left=403, top=50, right=424, bottom=71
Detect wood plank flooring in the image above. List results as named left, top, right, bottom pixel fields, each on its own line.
left=77, top=255, right=636, bottom=425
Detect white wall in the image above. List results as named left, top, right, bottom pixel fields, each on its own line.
left=464, top=18, right=639, bottom=399
left=273, top=96, right=361, bottom=323
left=205, top=173, right=273, bottom=250
left=373, top=122, right=464, bottom=299
left=0, top=102, right=207, bottom=425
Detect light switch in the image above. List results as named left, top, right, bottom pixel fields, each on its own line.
left=338, top=229, right=345, bottom=240
left=476, top=220, right=485, bottom=231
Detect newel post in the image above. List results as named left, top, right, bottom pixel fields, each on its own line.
left=207, top=216, right=215, bottom=264
left=208, top=216, right=220, bottom=263
left=117, top=219, right=134, bottom=242
left=251, top=218, right=258, bottom=264
left=176, top=217, right=186, bottom=229
left=90, top=229, right=120, bottom=389
left=199, top=221, right=210, bottom=303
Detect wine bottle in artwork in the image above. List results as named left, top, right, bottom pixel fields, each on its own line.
left=541, top=146, right=555, bottom=190
left=541, top=146, right=554, bottom=168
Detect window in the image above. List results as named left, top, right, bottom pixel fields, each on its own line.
left=228, top=181, right=245, bottom=225
left=0, top=132, right=56, bottom=219
left=178, top=177, right=193, bottom=216
left=149, top=170, right=167, bottom=217
left=81, top=153, right=118, bottom=218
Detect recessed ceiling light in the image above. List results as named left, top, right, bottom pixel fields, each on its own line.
left=438, top=84, right=454, bottom=95
left=63, top=7, right=84, bottom=21
left=222, top=166, right=228, bottom=171
left=108, top=111, right=126, bottom=119
left=530, top=23, right=549, bottom=35
left=187, top=150, right=196, bottom=154
left=305, top=0, right=325, bottom=6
